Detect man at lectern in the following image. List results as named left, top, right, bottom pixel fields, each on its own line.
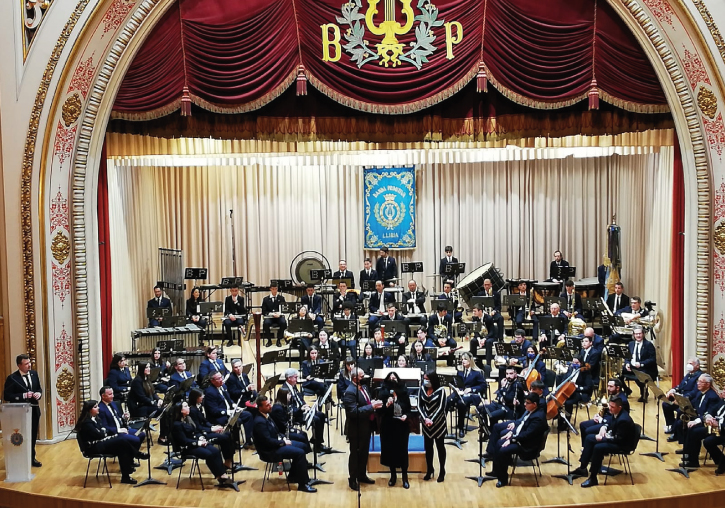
left=3, top=354, right=43, bottom=467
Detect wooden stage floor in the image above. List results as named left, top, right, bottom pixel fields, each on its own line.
left=2, top=363, right=725, bottom=508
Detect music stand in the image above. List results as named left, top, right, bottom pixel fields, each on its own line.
left=465, top=408, right=496, bottom=486
left=147, top=307, right=171, bottom=320
left=632, top=369, right=656, bottom=442
left=606, top=343, right=630, bottom=360
left=333, top=318, right=358, bottom=335
left=666, top=394, right=698, bottom=478
left=435, top=299, right=456, bottom=313
left=503, top=295, right=526, bottom=307
left=415, top=360, right=435, bottom=373
left=309, top=269, right=332, bottom=282
left=544, top=296, right=567, bottom=309
left=557, top=266, right=576, bottom=280
left=200, top=302, right=224, bottom=314
left=424, top=347, right=439, bottom=360
left=261, top=350, right=287, bottom=377
left=565, top=336, right=582, bottom=350
left=495, top=343, right=521, bottom=360
left=438, top=373, right=467, bottom=449
left=469, top=296, right=494, bottom=309
left=178, top=376, right=196, bottom=395
left=538, top=316, right=568, bottom=343
left=457, top=321, right=482, bottom=337
left=220, top=277, right=244, bottom=287
left=640, top=382, right=669, bottom=462
left=380, top=319, right=407, bottom=336
left=313, top=378, right=344, bottom=458
left=134, top=415, right=166, bottom=488
left=401, top=262, right=424, bottom=273
left=281, top=302, right=303, bottom=314
left=288, top=319, right=314, bottom=336
left=582, top=298, right=606, bottom=312
left=551, top=407, right=583, bottom=485
left=357, top=358, right=383, bottom=376
left=360, top=280, right=376, bottom=292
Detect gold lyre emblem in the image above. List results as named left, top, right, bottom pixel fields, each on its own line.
left=365, top=0, right=414, bottom=67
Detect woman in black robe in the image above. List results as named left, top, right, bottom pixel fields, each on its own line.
left=377, top=371, right=412, bottom=488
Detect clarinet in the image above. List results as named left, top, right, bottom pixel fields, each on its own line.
left=286, top=403, right=293, bottom=439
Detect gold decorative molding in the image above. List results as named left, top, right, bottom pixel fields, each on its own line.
left=61, top=93, right=83, bottom=127
left=697, top=86, right=718, bottom=119
left=50, top=231, right=70, bottom=264
left=712, top=356, right=725, bottom=392
left=23, top=0, right=54, bottom=61
left=691, top=0, right=725, bottom=67
left=55, top=367, right=74, bottom=400
left=715, top=221, right=725, bottom=254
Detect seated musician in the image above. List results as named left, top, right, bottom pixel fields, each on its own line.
left=469, top=304, right=497, bottom=367
left=262, top=282, right=287, bottom=347
left=147, top=285, right=172, bottom=327
left=701, top=394, right=725, bottom=474
left=198, top=346, right=229, bottom=381
left=128, top=363, right=163, bottom=418
left=560, top=280, right=584, bottom=320
left=605, top=281, right=630, bottom=314
left=396, top=355, right=411, bottom=368
left=557, top=337, right=599, bottom=430
left=476, top=278, right=505, bottom=340
left=253, top=395, right=317, bottom=493
left=270, top=386, right=312, bottom=452
left=150, top=347, right=171, bottom=393
left=671, top=374, right=719, bottom=453
left=332, top=281, right=360, bottom=315
left=485, top=381, right=547, bottom=459
left=301, top=284, right=325, bottom=332
left=187, top=389, right=238, bottom=471
left=438, top=281, right=462, bottom=323
left=581, top=327, right=605, bottom=354
left=359, top=257, right=378, bottom=296
left=439, top=245, right=458, bottom=280
left=368, top=280, right=395, bottom=330
left=548, top=250, right=570, bottom=282
left=203, top=371, right=254, bottom=449
left=537, top=303, right=567, bottom=348
left=521, top=346, right=546, bottom=386
left=410, top=338, right=433, bottom=363
left=98, top=385, right=145, bottom=452
left=169, top=358, right=198, bottom=393
left=333, top=259, right=355, bottom=289
left=610, top=296, right=649, bottom=344
left=222, top=286, right=247, bottom=347
left=106, top=353, right=132, bottom=401
left=402, top=279, right=428, bottom=330
left=226, top=359, right=258, bottom=406
left=282, top=368, right=331, bottom=454
left=579, top=379, right=629, bottom=447
left=506, top=329, right=532, bottom=369
left=619, top=326, right=658, bottom=402
left=663, top=357, right=703, bottom=434
left=381, top=303, right=410, bottom=358
left=370, top=328, right=392, bottom=366
left=314, top=330, right=340, bottom=365
left=185, top=286, right=208, bottom=333
left=572, top=397, right=637, bottom=487
left=480, top=366, right=525, bottom=427
left=333, top=303, right=359, bottom=359
left=427, top=303, right=457, bottom=365
left=171, top=401, right=238, bottom=489
left=489, top=393, right=548, bottom=488
left=301, top=347, right=331, bottom=399
left=509, top=280, right=533, bottom=331
left=359, top=342, right=379, bottom=362
left=285, top=305, right=315, bottom=358
left=447, top=353, right=486, bottom=438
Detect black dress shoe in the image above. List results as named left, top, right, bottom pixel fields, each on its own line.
left=276, top=341, right=282, bottom=347
left=675, top=449, right=685, bottom=454
left=495, top=481, right=506, bottom=488
left=667, top=436, right=678, bottom=442
left=571, top=467, right=588, bottom=477
left=388, top=476, right=397, bottom=487
left=265, top=340, right=272, bottom=347
left=402, top=477, right=409, bottom=489
left=458, top=429, right=466, bottom=438
left=359, top=476, right=376, bottom=484
left=348, top=478, right=359, bottom=490
left=226, top=341, right=234, bottom=348
left=423, top=469, right=434, bottom=481
left=120, top=476, right=137, bottom=485
left=299, top=484, right=317, bottom=493
left=581, top=477, right=598, bottom=488
left=715, top=463, right=725, bottom=475
left=136, top=452, right=150, bottom=460
left=679, top=461, right=699, bottom=468
left=31, top=460, right=42, bottom=468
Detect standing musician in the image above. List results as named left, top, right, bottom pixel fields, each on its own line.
left=619, top=326, right=657, bottom=401
left=381, top=303, right=410, bottom=358
left=253, top=395, right=317, bottom=493
left=315, top=330, right=341, bottom=365
left=419, top=372, right=447, bottom=482
left=438, top=246, right=458, bottom=281
left=226, top=358, right=258, bottom=406
left=476, top=278, right=505, bottom=340
left=671, top=374, right=719, bottom=453
left=663, top=357, right=703, bottom=434
left=368, top=280, right=395, bottom=330
left=438, top=281, right=463, bottom=323
left=606, top=282, right=630, bottom=314
left=3, top=354, right=43, bottom=467
left=610, top=296, right=649, bottom=344
left=376, top=246, right=398, bottom=287
left=223, top=286, right=247, bottom=348
left=282, top=368, right=331, bottom=453
left=427, top=303, right=457, bottom=365
left=572, top=397, right=637, bottom=487
left=147, top=285, right=172, bottom=327
left=402, top=279, right=428, bottom=331
left=549, top=250, right=570, bottom=282
left=198, top=346, right=229, bottom=381
left=185, top=286, right=208, bottom=336
left=343, top=367, right=383, bottom=490
left=469, top=305, right=496, bottom=366
left=579, top=379, right=629, bottom=446
left=301, top=347, right=331, bottom=399
left=447, top=353, right=486, bottom=438
left=359, top=257, right=378, bottom=294
left=270, top=386, right=313, bottom=452
left=537, top=303, right=567, bottom=347
left=203, top=371, right=254, bottom=449
left=300, top=284, right=325, bottom=332
left=481, top=366, right=525, bottom=427
left=333, top=281, right=360, bottom=315
left=557, top=337, right=600, bottom=430
left=187, top=389, right=238, bottom=471
left=262, top=282, right=287, bottom=347
left=560, top=280, right=584, bottom=320
left=333, top=259, right=355, bottom=289
left=489, top=393, right=548, bottom=488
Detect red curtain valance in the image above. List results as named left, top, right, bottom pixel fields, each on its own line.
left=112, top=0, right=668, bottom=119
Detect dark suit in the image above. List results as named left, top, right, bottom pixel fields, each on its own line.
left=4, top=369, right=42, bottom=460
left=332, top=291, right=360, bottom=314
left=270, top=403, right=312, bottom=452
left=97, top=400, right=145, bottom=450
left=199, top=358, right=228, bottom=380
left=580, top=409, right=637, bottom=479
left=447, top=369, right=487, bottom=431
left=185, top=297, right=208, bottom=329
left=381, top=313, right=410, bottom=357
left=402, top=290, right=428, bottom=329
left=187, top=405, right=235, bottom=460
left=223, top=294, right=247, bottom=345
left=579, top=393, right=629, bottom=446
left=343, top=383, right=376, bottom=481
left=314, top=339, right=340, bottom=365
left=171, top=419, right=226, bottom=477
left=439, top=256, right=459, bottom=281
left=333, top=270, right=355, bottom=289
left=226, top=372, right=257, bottom=406
left=676, top=388, right=721, bottom=446
left=623, top=339, right=658, bottom=396
left=252, top=413, right=310, bottom=485
left=203, top=384, right=253, bottom=445
left=77, top=417, right=138, bottom=477
left=368, top=290, right=395, bottom=329
left=169, top=370, right=197, bottom=394
left=663, top=370, right=703, bottom=426
left=560, top=291, right=583, bottom=318
left=262, top=294, right=287, bottom=341
left=105, top=367, right=132, bottom=400
left=284, top=381, right=326, bottom=448
left=484, top=379, right=525, bottom=426
left=549, top=260, right=570, bottom=281
left=475, top=290, right=505, bottom=339
left=606, top=293, right=631, bottom=314
left=491, top=407, right=548, bottom=484
left=359, top=268, right=378, bottom=291
left=427, top=312, right=455, bottom=351
left=376, top=256, right=398, bottom=285
left=128, top=377, right=160, bottom=417
left=147, top=296, right=172, bottom=327
left=300, top=293, right=324, bottom=330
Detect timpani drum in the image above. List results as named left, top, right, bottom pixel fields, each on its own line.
left=532, top=282, right=562, bottom=305
left=574, top=277, right=603, bottom=299
left=457, top=262, right=505, bottom=304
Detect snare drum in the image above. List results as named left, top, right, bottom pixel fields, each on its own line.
left=457, top=262, right=505, bottom=304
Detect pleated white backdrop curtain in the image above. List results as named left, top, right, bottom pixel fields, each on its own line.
left=107, top=144, right=674, bottom=370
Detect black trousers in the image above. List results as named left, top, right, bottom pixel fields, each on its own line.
left=268, top=441, right=310, bottom=485
left=31, top=406, right=40, bottom=461
left=491, top=440, right=523, bottom=484
left=704, top=433, right=725, bottom=464
left=580, top=434, right=622, bottom=478
left=423, top=434, right=446, bottom=474
left=185, top=444, right=226, bottom=478
left=90, top=435, right=138, bottom=477
left=348, top=429, right=372, bottom=481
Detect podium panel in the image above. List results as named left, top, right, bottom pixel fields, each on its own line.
left=1, top=403, right=34, bottom=482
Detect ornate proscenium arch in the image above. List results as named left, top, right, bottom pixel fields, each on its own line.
left=22, top=0, right=725, bottom=438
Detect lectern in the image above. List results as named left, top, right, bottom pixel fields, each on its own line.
left=1, top=403, right=34, bottom=482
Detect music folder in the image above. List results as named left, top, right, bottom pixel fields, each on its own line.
left=220, top=276, right=244, bottom=287
left=544, top=296, right=567, bottom=309
left=311, top=361, right=335, bottom=379
left=415, top=360, right=435, bottom=373
left=288, top=319, right=314, bottom=335
left=333, top=319, right=357, bottom=334
left=179, top=377, right=196, bottom=393
left=606, top=344, right=630, bottom=358
left=470, top=296, right=494, bottom=309
left=360, top=280, right=376, bottom=292
left=434, top=298, right=455, bottom=312
left=494, top=343, right=520, bottom=357
left=424, top=347, right=439, bottom=359
left=200, top=301, right=223, bottom=314
left=357, top=358, right=383, bottom=376
left=380, top=319, right=407, bottom=335
left=242, top=363, right=254, bottom=375
left=146, top=307, right=171, bottom=318
left=538, top=316, right=568, bottom=333
left=261, top=350, right=287, bottom=365
left=456, top=321, right=482, bottom=336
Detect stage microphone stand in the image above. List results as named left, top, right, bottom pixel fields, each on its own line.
left=551, top=408, right=583, bottom=485
left=640, top=381, right=668, bottom=462
left=134, top=415, right=166, bottom=487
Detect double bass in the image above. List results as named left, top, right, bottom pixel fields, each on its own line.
left=521, top=349, right=545, bottom=389
left=545, top=368, right=580, bottom=419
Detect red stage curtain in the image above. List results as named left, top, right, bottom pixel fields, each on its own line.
left=98, top=141, right=113, bottom=378
left=670, top=134, right=684, bottom=382
left=112, top=0, right=668, bottom=118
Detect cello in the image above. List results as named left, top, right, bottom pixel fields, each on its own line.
left=545, top=368, right=580, bottom=419
left=521, top=349, right=545, bottom=389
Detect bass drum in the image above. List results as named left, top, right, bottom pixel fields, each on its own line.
left=457, top=262, right=505, bottom=305
left=290, top=251, right=331, bottom=285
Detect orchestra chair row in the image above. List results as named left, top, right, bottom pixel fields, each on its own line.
left=509, top=427, right=550, bottom=487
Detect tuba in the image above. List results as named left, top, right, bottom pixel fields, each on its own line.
left=433, top=324, right=448, bottom=339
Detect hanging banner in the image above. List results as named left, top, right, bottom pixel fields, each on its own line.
left=364, top=166, right=416, bottom=249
